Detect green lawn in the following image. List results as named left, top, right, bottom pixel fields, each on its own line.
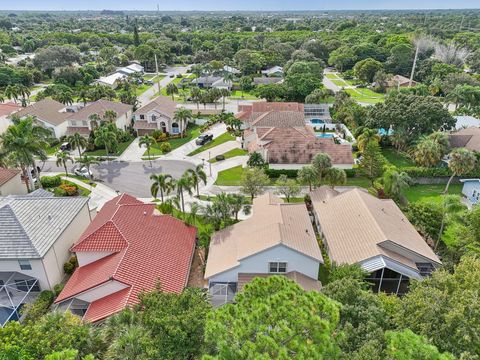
left=215, top=165, right=245, bottom=186
left=345, top=88, right=384, bottom=104
left=67, top=175, right=97, bottom=187
left=84, top=139, right=134, bottom=157
left=135, top=76, right=165, bottom=96
left=382, top=148, right=415, bottom=169
left=332, top=79, right=348, bottom=87
left=188, top=132, right=236, bottom=156
left=228, top=90, right=259, bottom=100
left=346, top=177, right=371, bottom=188
left=208, top=148, right=248, bottom=163
left=147, top=124, right=202, bottom=156
left=404, top=184, right=462, bottom=204
left=325, top=73, right=338, bottom=79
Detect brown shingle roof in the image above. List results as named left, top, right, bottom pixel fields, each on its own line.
left=251, top=126, right=354, bottom=165
left=205, top=193, right=322, bottom=279
left=12, top=99, right=69, bottom=126
left=449, top=127, right=480, bottom=152
left=67, top=100, right=132, bottom=121
left=66, top=127, right=90, bottom=136
left=310, top=187, right=441, bottom=271
left=0, top=168, right=21, bottom=186
left=133, top=121, right=157, bottom=129
left=133, top=96, right=177, bottom=119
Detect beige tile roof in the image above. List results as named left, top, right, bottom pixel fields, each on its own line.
left=67, top=100, right=132, bottom=121
left=449, top=126, right=480, bottom=152
left=310, top=187, right=441, bottom=270
left=249, top=111, right=305, bottom=127
left=0, top=168, right=21, bottom=186
left=237, top=272, right=322, bottom=292
left=13, top=99, right=69, bottom=126
left=205, top=193, right=322, bottom=279
left=133, top=95, right=177, bottom=119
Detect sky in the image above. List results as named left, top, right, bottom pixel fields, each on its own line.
left=1, top=0, right=479, bottom=11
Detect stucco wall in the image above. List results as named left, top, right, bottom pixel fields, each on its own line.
left=462, top=181, right=480, bottom=205
left=0, top=173, right=27, bottom=196
left=75, top=280, right=129, bottom=303
left=208, top=244, right=320, bottom=284
left=0, top=259, right=49, bottom=290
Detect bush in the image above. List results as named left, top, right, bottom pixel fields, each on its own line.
left=58, top=183, right=78, bottom=196
left=344, top=168, right=357, bottom=178
left=21, top=290, right=54, bottom=323
left=63, top=255, right=78, bottom=275
left=402, top=166, right=480, bottom=178
left=265, top=168, right=298, bottom=179
left=41, top=175, right=62, bottom=188
left=160, top=142, right=172, bottom=154
left=53, top=283, right=65, bottom=297
left=53, top=187, right=67, bottom=196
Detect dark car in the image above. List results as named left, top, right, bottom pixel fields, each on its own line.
left=59, top=142, right=71, bottom=151
left=196, top=134, right=213, bottom=146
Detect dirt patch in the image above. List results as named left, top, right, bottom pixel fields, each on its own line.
left=188, top=247, right=207, bottom=288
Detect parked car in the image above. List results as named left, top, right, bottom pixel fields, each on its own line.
left=196, top=134, right=214, bottom=146
left=145, top=80, right=154, bottom=85
left=60, top=142, right=71, bottom=151
left=74, top=167, right=92, bottom=179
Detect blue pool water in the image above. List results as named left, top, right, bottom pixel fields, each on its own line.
left=316, top=133, right=334, bottom=139
left=310, top=119, right=325, bottom=125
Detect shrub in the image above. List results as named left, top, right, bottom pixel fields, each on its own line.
left=21, top=290, right=54, bottom=323
left=41, top=175, right=62, bottom=188
left=265, top=168, right=298, bottom=179
left=151, top=129, right=163, bottom=141
left=63, top=255, right=78, bottom=275
left=58, top=183, right=78, bottom=196
left=160, top=142, right=172, bottom=154
left=402, top=166, right=480, bottom=178
left=344, top=168, right=357, bottom=178
left=53, top=283, right=65, bottom=297
left=53, top=187, right=67, bottom=196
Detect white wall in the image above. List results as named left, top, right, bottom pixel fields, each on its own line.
left=0, top=259, right=50, bottom=290
left=0, top=173, right=27, bottom=196
left=0, top=116, right=12, bottom=134
left=208, top=244, right=320, bottom=284
left=115, top=110, right=133, bottom=130
left=75, top=280, right=129, bottom=303
left=77, top=251, right=113, bottom=267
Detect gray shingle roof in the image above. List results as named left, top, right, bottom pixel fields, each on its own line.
left=0, top=191, right=89, bottom=259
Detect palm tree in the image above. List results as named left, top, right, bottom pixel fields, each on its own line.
left=139, top=135, right=156, bottom=167
left=68, top=133, right=88, bottom=158
left=103, top=110, right=118, bottom=123
left=76, top=155, right=99, bottom=180
left=0, top=92, right=5, bottom=103
left=444, top=148, right=477, bottom=193
left=220, top=88, right=231, bottom=110
left=5, top=85, right=19, bottom=103
left=150, top=173, right=173, bottom=202
left=88, top=114, right=101, bottom=130
left=382, top=168, right=411, bottom=205
left=173, top=108, right=193, bottom=138
left=94, top=125, right=118, bottom=161
left=435, top=195, right=466, bottom=251
left=187, top=164, right=207, bottom=197
left=175, top=172, right=193, bottom=213
left=312, top=153, right=332, bottom=185
left=412, top=138, right=443, bottom=168
left=15, top=84, right=30, bottom=107
left=77, top=87, right=90, bottom=106
left=55, top=90, right=74, bottom=105
left=0, top=116, right=50, bottom=191
left=357, top=128, right=381, bottom=153
left=298, top=165, right=317, bottom=191
left=166, top=83, right=178, bottom=101
left=228, top=193, right=250, bottom=221
left=446, top=86, right=463, bottom=111
left=190, top=87, right=201, bottom=110
left=324, top=168, right=347, bottom=189
left=56, top=151, right=73, bottom=177
left=188, top=202, right=201, bottom=226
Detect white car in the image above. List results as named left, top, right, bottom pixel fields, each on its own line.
left=74, top=167, right=92, bottom=179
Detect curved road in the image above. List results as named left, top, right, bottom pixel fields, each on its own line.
left=41, top=159, right=195, bottom=198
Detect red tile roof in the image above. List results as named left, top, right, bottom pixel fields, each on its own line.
left=0, top=102, right=21, bottom=117
left=55, top=193, right=197, bottom=322
left=0, top=168, right=21, bottom=186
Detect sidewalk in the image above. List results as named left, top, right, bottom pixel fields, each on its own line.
left=192, top=140, right=240, bottom=161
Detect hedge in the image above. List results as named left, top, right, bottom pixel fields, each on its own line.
left=21, top=290, right=54, bottom=323
left=402, top=166, right=480, bottom=178
left=265, top=169, right=298, bottom=179
left=40, top=175, right=62, bottom=188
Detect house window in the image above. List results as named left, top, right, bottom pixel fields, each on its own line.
left=70, top=120, right=77, bottom=126
left=151, top=115, right=157, bottom=122
left=171, top=122, right=180, bottom=134
left=140, top=115, right=145, bottom=120
left=82, top=121, right=88, bottom=126
left=18, top=259, right=32, bottom=270
left=269, top=262, right=287, bottom=273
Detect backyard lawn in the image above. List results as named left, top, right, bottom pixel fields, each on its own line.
left=188, top=132, right=236, bottom=156
left=404, top=184, right=462, bottom=204
left=147, top=124, right=202, bottom=156
left=208, top=148, right=248, bottom=163
left=84, top=139, right=134, bottom=157
left=382, top=148, right=415, bottom=168
left=215, top=165, right=245, bottom=186
left=228, top=90, right=259, bottom=100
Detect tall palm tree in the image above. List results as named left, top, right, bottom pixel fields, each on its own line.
left=173, top=108, right=193, bottom=138
left=5, top=85, right=19, bottom=104
left=220, top=88, right=231, bottom=110
left=324, top=168, right=347, bottom=189
left=94, top=125, right=118, bottom=161
left=190, top=87, right=201, bottom=110
left=382, top=168, right=411, bottom=205
left=68, top=133, right=88, bottom=158
left=54, top=90, right=74, bottom=106
left=0, top=116, right=50, bottom=191
left=444, top=148, right=477, bottom=193
left=77, top=87, right=90, bottom=106
left=139, top=135, right=156, bottom=167
left=88, top=113, right=101, bottom=130
left=175, top=172, right=193, bottom=213
left=76, top=155, right=99, bottom=180
left=228, top=193, right=250, bottom=221
left=435, top=195, right=466, bottom=251
left=187, top=164, right=207, bottom=197
left=312, top=153, right=332, bottom=185
left=188, top=202, right=201, bottom=226
left=56, top=150, right=73, bottom=177
left=15, top=84, right=30, bottom=107
left=357, top=128, right=381, bottom=153
left=150, top=173, right=173, bottom=202
left=166, top=83, right=178, bottom=101
left=297, top=165, right=317, bottom=191
left=103, top=110, right=118, bottom=123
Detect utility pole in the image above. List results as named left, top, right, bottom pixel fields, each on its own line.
left=155, top=53, right=161, bottom=96
left=459, top=15, right=465, bottom=31
left=409, top=41, right=420, bottom=87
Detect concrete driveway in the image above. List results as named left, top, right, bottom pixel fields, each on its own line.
left=41, top=159, right=196, bottom=198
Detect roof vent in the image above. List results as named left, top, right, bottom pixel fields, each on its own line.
left=47, top=214, right=52, bottom=221
left=143, top=211, right=147, bottom=216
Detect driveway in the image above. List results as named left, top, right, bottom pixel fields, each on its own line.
left=41, top=159, right=196, bottom=198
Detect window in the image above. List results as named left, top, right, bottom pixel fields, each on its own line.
left=140, top=115, right=145, bottom=120
left=416, top=263, right=435, bottom=277
left=82, top=120, right=88, bottom=126
left=18, top=259, right=31, bottom=270
left=269, top=262, right=287, bottom=273
left=151, top=115, right=157, bottom=122
left=70, top=120, right=77, bottom=126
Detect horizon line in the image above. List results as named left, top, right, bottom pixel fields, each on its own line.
left=1, top=8, right=479, bottom=12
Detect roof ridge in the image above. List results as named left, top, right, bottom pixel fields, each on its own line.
left=352, top=190, right=390, bottom=245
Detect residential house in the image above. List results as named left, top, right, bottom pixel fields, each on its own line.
left=0, top=102, right=21, bottom=134
left=454, top=115, right=480, bottom=130
left=55, top=194, right=196, bottom=323
left=261, top=66, right=284, bottom=77
left=96, top=72, right=126, bottom=89
left=117, top=62, right=144, bottom=76
left=12, top=99, right=71, bottom=138
left=0, top=168, right=27, bottom=196
left=205, top=193, right=323, bottom=306
left=386, top=75, right=417, bottom=90
left=449, top=127, right=480, bottom=152
left=133, top=96, right=183, bottom=135
left=0, top=190, right=91, bottom=325
left=193, top=76, right=232, bottom=90
left=253, top=77, right=284, bottom=86
left=310, top=186, right=442, bottom=294
left=238, top=102, right=353, bottom=169
left=460, top=179, right=480, bottom=206
left=223, top=65, right=241, bottom=75
left=65, top=100, right=133, bottom=136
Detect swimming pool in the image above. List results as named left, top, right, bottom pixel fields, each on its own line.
left=310, top=119, right=325, bottom=125
left=315, top=133, right=334, bottom=139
